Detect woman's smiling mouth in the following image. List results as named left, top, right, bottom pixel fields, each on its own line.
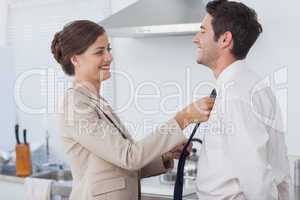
left=99, top=65, right=110, bottom=70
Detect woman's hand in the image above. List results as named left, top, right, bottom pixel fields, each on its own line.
left=162, top=141, right=193, bottom=162
left=175, top=97, right=215, bottom=129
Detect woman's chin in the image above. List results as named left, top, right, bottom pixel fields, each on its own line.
left=99, top=72, right=111, bottom=82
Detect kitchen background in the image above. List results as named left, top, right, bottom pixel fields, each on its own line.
left=0, top=0, right=299, bottom=179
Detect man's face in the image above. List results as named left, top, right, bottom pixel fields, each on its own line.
left=193, top=14, right=220, bottom=68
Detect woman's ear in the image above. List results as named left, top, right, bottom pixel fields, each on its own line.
left=70, top=55, right=79, bottom=67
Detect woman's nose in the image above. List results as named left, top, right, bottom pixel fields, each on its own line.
left=104, top=51, right=113, bottom=62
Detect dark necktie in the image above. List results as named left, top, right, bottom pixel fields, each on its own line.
left=173, top=89, right=217, bottom=200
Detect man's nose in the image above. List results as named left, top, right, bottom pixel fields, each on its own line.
left=193, top=32, right=200, bottom=44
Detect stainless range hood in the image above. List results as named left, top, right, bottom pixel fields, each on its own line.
left=99, top=0, right=206, bottom=37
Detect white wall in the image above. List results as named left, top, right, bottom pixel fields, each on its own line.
left=111, top=36, right=214, bottom=140
left=110, top=0, right=300, bottom=155
left=0, top=47, right=15, bottom=152
left=0, top=0, right=8, bottom=47
left=0, top=0, right=15, bottom=152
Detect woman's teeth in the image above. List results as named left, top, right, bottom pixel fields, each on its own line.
left=100, top=66, right=110, bottom=70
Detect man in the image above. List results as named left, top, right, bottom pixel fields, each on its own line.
left=193, top=0, right=291, bottom=199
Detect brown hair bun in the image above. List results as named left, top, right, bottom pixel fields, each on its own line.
left=51, top=32, right=63, bottom=64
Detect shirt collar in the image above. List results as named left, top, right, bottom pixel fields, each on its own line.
left=215, top=60, right=245, bottom=86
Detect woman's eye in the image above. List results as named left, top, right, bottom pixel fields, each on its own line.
left=107, top=47, right=112, bottom=52
left=96, top=51, right=104, bottom=55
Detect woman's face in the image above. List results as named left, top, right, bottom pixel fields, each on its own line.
left=72, top=33, right=113, bottom=85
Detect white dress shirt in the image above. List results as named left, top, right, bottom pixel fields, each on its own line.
left=196, top=61, right=291, bottom=200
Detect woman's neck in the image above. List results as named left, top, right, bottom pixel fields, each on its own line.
left=74, top=78, right=101, bottom=98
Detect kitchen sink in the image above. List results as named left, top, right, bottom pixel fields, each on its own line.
left=32, top=170, right=72, bottom=182
left=0, top=164, right=16, bottom=176
left=1, top=164, right=73, bottom=183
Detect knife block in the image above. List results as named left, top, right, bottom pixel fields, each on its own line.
left=15, top=143, right=32, bottom=177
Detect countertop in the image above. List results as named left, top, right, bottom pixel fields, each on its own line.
left=2, top=160, right=300, bottom=200
left=0, top=172, right=197, bottom=199
left=1, top=172, right=300, bottom=199
left=0, top=173, right=24, bottom=184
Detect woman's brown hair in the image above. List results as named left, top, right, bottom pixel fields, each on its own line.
left=51, top=20, right=105, bottom=76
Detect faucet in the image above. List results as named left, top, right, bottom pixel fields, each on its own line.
left=0, top=149, right=11, bottom=164
left=46, top=130, right=50, bottom=162
left=34, top=131, right=65, bottom=172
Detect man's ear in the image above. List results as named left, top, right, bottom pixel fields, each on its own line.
left=70, top=55, right=80, bottom=67
left=219, top=31, right=233, bottom=50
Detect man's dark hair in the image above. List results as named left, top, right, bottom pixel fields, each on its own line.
left=206, top=0, right=262, bottom=60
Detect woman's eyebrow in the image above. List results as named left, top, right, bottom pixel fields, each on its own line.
left=95, top=46, right=106, bottom=50
left=95, top=43, right=110, bottom=50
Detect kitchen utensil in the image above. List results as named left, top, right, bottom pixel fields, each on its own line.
left=23, top=129, right=27, bottom=144
left=15, top=124, right=20, bottom=144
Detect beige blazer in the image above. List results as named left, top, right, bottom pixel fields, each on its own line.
left=59, top=83, right=186, bottom=200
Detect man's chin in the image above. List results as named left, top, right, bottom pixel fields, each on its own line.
left=196, top=59, right=210, bottom=68
left=196, top=58, right=203, bottom=65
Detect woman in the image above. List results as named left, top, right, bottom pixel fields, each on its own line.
left=51, top=20, right=214, bottom=200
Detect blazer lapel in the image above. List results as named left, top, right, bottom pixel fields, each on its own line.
left=88, top=94, right=131, bottom=140
left=71, top=83, right=130, bottom=140
left=96, top=98, right=132, bottom=140
left=101, top=101, right=132, bottom=141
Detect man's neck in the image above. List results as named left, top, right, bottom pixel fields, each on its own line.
left=210, top=56, right=237, bottom=79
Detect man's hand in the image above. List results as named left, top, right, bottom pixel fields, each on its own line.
left=162, top=141, right=193, bottom=162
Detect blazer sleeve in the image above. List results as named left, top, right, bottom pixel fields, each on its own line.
left=61, top=90, right=186, bottom=171
left=140, top=156, right=174, bottom=178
